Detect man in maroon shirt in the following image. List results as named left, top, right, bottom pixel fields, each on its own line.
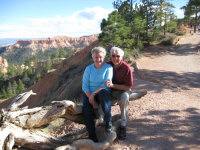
left=105, top=46, right=133, bottom=140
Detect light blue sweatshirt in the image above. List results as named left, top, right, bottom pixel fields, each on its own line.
left=82, top=63, right=113, bottom=93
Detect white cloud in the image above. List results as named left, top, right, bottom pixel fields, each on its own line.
left=0, top=7, right=113, bottom=38
left=176, top=8, right=184, bottom=18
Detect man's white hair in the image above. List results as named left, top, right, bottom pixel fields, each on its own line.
left=110, top=47, right=124, bottom=57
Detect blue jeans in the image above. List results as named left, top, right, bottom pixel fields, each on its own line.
left=82, top=89, right=112, bottom=142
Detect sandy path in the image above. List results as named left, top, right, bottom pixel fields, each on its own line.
left=108, top=32, right=200, bottom=150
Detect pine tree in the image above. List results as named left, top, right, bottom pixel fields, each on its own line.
left=51, top=52, right=59, bottom=65
left=32, top=56, right=38, bottom=67
left=7, top=82, right=13, bottom=98
left=59, top=48, right=66, bottom=58
left=46, top=56, right=52, bottom=71
left=67, top=48, right=73, bottom=58
left=17, top=79, right=25, bottom=94
left=7, top=64, right=16, bottom=78
left=18, top=66, right=24, bottom=77
left=99, top=11, right=133, bottom=48
left=36, top=73, right=41, bottom=82
left=51, top=52, right=58, bottom=59
left=0, top=71, right=4, bottom=80
left=24, top=58, right=31, bottom=67
left=27, top=67, right=33, bottom=78
left=13, top=80, right=18, bottom=95
left=1, top=87, right=7, bottom=98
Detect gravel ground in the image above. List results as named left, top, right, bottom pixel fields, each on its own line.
left=107, top=31, right=200, bottom=150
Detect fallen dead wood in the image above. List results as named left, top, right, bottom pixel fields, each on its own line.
left=0, top=90, right=147, bottom=150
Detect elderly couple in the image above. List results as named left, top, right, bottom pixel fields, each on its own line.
left=82, top=46, right=133, bottom=142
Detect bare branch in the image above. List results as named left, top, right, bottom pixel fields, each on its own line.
left=8, top=90, right=37, bottom=111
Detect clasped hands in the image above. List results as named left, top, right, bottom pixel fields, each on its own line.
left=89, top=92, right=98, bottom=109
left=89, top=80, right=113, bottom=109
left=104, top=79, right=113, bottom=88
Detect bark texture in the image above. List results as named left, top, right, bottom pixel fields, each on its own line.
left=0, top=90, right=146, bottom=150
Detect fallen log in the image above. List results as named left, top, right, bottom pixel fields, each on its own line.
left=0, top=90, right=147, bottom=150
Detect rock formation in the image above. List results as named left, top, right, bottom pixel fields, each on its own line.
left=11, top=34, right=98, bottom=51
left=0, top=56, right=8, bottom=73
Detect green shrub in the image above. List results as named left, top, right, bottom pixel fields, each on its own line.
left=167, top=21, right=177, bottom=33
left=160, top=35, right=176, bottom=45
left=175, top=30, right=186, bottom=36
left=136, top=40, right=143, bottom=50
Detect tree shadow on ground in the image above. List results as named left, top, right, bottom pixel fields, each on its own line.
left=172, top=44, right=199, bottom=56
left=125, top=108, right=200, bottom=149
left=133, top=73, right=167, bottom=93
left=141, top=43, right=199, bottom=57
left=136, top=69, right=200, bottom=91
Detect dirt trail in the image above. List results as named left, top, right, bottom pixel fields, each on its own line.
left=108, top=32, right=200, bottom=150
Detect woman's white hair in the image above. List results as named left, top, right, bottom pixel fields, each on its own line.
left=110, top=47, right=124, bottom=57
left=91, top=47, right=106, bottom=57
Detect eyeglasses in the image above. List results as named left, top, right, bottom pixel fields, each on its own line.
left=112, top=55, right=120, bottom=58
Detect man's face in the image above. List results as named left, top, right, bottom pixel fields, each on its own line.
left=111, top=50, right=123, bottom=66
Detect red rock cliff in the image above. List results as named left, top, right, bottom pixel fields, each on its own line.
left=14, top=34, right=98, bottom=51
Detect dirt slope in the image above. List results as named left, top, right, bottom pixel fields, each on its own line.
left=0, top=41, right=98, bottom=109
left=108, top=31, right=200, bottom=149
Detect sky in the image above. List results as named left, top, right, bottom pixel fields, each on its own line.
left=0, top=0, right=189, bottom=39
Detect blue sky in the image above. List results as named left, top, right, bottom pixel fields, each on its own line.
left=0, top=0, right=188, bottom=39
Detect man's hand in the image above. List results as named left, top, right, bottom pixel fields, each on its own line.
left=104, top=80, right=113, bottom=88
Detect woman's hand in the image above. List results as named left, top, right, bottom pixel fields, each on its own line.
left=89, top=93, right=98, bottom=109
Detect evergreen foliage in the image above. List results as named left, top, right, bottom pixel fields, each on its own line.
left=59, top=48, right=66, bottom=58
left=32, top=56, right=38, bottom=67
left=67, top=48, right=73, bottom=58
left=7, top=82, right=13, bottom=98
left=27, top=67, right=33, bottom=78
left=181, top=0, right=200, bottom=33
left=17, top=79, right=25, bottom=94
left=24, top=58, right=31, bottom=67
left=17, top=66, right=24, bottom=77
left=7, top=64, right=16, bottom=78
left=0, top=46, right=67, bottom=100
left=51, top=52, right=58, bottom=59
left=36, top=73, right=41, bottom=82
left=0, top=87, right=7, bottom=99
left=13, top=80, right=17, bottom=95
left=43, top=56, right=52, bottom=72
left=99, top=0, right=180, bottom=58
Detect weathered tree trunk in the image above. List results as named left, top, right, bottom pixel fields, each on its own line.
left=0, top=90, right=147, bottom=150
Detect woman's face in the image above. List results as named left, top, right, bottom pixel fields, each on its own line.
left=92, top=52, right=104, bottom=68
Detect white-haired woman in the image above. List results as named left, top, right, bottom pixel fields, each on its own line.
left=82, top=47, right=113, bottom=142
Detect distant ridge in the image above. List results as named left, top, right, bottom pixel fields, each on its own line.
left=0, top=34, right=98, bottom=64
left=0, top=38, right=45, bottom=47
left=6, top=34, right=98, bottom=51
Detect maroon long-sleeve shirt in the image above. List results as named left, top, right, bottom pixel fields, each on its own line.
left=107, top=60, right=133, bottom=87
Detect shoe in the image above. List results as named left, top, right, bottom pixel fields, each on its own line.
left=118, top=126, right=126, bottom=140
left=90, top=135, right=98, bottom=143
left=105, top=121, right=112, bottom=132
left=92, top=138, right=98, bottom=143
